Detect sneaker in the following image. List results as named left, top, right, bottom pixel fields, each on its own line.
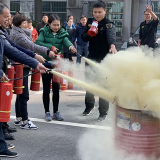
left=45, top=112, right=52, bottom=121
left=0, top=149, right=18, bottom=158
left=97, top=115, right=106, bottom=122
left=7, top=126, right=17, bottom=133
left=2, top=123, right=17, bottom=133
left=4, top=132, right=15, bottom=140
left=20, top=120, right=38, bottom=130
left=53, top=111, right=64, bottom=121
left=14, top=118, right=22, bottom=126
left=7, top=144, right=15, bottom=150
left=83, top=107, right=95, bottom=116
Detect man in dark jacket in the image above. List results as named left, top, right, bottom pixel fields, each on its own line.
left=36, top=14, right=48, bottom=35
left=76, top=15, right=88, bottom=64
left=81, top=1, right=117, bottom=121
left=138, top=5, right=159, bottom=48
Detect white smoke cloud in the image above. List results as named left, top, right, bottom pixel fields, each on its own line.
left=77, top=128, right=157, bottom=160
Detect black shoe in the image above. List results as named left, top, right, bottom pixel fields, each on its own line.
left=4, top=132, right=15, bottom=140
left=6, top=124, right=17, bottom=133
left=2, top=123, right=17, bottom=133
left=7, top=126, right=17, bottom=133
left=97, top=115, right=106, bottom=122
left=0, top=149, right=18, bottom=158
left=7, top=144, right=15, bottom=150
left=83, top=107, right=95, bottom=116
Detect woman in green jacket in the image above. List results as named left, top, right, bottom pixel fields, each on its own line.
left=35, top=14, right=76, bottom=121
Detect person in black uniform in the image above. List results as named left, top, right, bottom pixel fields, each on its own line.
left=81, top=1, right=117, bottom=121
left=138, top=5, right=159, bottom=48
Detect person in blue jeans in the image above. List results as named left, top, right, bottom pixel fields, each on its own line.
left=76, top=15, right=88, bottom=64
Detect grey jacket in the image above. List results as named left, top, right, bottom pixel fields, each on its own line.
left=10, top=26, right=49, bottom=55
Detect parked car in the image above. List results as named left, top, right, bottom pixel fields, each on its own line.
left=121, top=25, right=160, bottom=49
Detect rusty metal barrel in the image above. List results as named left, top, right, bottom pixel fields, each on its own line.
left=115, top=105, right=160, bottom=159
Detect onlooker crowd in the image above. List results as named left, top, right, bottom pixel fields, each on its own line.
left=2, top=0, right=159, bottom=159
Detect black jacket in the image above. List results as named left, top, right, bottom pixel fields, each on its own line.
left=139, top=18, right=159, bottom=48
left=36, top=21, right=47, bottom=35
left=81, top=17, right=116, bottom=62
left=76, top=23, right=88, bottom=46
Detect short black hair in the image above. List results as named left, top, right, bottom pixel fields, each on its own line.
left=0, top=3, right=8, bottom=14
left=68, top=15, right=73, bottom=19
left=92, top=1, right=106, bottom=10
left=42, top=13, right=48, bottom=17
left=48, top=14, right=60, bottom=24
left=27, top=19, right=32, bottom=23
left=12, top=14, right=27, bottom=27
left=80, top=15, right=87, bottom=20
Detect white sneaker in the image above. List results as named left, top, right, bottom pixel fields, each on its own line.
left=20, top=120, right=38, bottom=130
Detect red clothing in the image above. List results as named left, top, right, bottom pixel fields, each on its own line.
left=28, top=27, right=38, bottom=43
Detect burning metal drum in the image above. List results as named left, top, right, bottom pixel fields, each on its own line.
left=115, top=105, right=160, bottom=158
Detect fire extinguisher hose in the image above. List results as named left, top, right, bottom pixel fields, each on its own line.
left=0, top=69, right=53, bottom=83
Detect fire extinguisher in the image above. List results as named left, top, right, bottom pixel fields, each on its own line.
left=13, top=63, right=24, bottom=94
left=60, top=71, right=67, bottom=91
left=0, top=82, right=12, bottom=122
left=68, top=70, right=74, bottom=89
left=88, top=21, right=98, bottom=37
left=7, top=64, right=14, bottom=86
left=52, top=53, right=63, bottom=83
left=6, top=64, right=14, bottom=98
left=30, top=69, right=40, bottom=91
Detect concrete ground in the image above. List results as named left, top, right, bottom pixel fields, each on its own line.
left=2, top=58, right=113, bottom=160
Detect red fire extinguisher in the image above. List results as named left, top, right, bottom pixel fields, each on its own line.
left=13, top=63, right=23, bottom=94
left=6, top=64, right=14, bottom=98
left=68, top=70, right=74, bottom=89
left=7, top=64, right=14, bottom=86
left=88, top=21, right=98, bottom=37
left=0, top=82, right=12, bottom=122
left=60, top=71, right=67, bottom=91
left=53, top=53, right=63, bottom=83
left=30, top=69, right=40, bottom=91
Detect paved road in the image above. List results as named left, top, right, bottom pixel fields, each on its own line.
left=2, top=59, right=113, bottom=160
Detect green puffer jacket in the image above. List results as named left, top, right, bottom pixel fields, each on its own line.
left=35, top=25, right=73, bottom=61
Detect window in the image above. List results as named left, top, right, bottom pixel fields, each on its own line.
left=10, top=1, right=20, bottom=13
left=42, top=1, right=67, bottom=24
left=52, top=2, right=66, bottom=12
left=151, top=1, right=160, bottom=19
left=43, top=1, right=51, bottom=12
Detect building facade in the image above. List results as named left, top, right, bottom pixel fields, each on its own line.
left=1, top=0, right=160, bottom=41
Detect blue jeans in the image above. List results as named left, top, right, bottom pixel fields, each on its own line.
left=76, top=45, right=88, bottom=64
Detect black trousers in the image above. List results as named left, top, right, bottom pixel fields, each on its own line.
left=0, top=123, right=7, bottom=153
left=15, top=67, right=30, bottom=121
left=85, top=92, right=109, bottom=116
left=41, top=73, right=60, bottom=113
left=85, top=60, right=109, bottom=116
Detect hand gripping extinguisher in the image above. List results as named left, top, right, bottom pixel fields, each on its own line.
left=13, top=63, right=24, bottom=94
left=0, top=82, right=12, bottom=122
left=52, top=53, right=63, bottom=83
left=88, top=21, right=98, bottom=37
left=30, top=69, right=40, bottom=91
left=68, top=70, right=73, bottom=89
left=6, top=64, right=14, bottom=99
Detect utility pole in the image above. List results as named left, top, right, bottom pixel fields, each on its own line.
left=34, top=0, right=42, bottom=23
